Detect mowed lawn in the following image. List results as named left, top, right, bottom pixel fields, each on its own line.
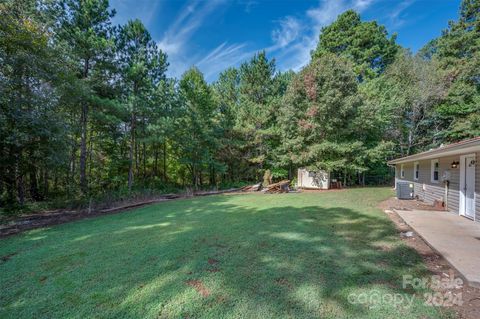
left=0, top=188, right=451, bottom=319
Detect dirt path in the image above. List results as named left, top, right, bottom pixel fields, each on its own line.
left=379, top=197, right=480, bottom=319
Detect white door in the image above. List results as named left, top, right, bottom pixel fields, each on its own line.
left=464, top=156, right=475, bottom=219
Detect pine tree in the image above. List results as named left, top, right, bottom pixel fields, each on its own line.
left=116, top=19, right=168, bottom=191
left=312, top=10, right=398, bottom=80
left=55, top=0, right=116, bottom=194
left=177, top=67, right=219, bottom=189
left=432, top=0, right=480, bottom=140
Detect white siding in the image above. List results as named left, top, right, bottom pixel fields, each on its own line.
left=476, top=151, right=480, bottom=221
left=297, top=169, right=330, bottom=189
left=395, top=153, right=478, bottom=223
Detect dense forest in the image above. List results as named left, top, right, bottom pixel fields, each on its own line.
left=0, top=0, right=479, bottom=212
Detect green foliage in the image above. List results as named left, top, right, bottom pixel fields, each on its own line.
left=312, top=10, right=398, bottom=79
left=233, top=51, right=285, bottom=179
left=430, top=0, right=480, bottom=139
left=177, top=67, right=222, bottom=188
left=270, top=167, right=288, bottom=179
left=279, top=53, right=364, bottom=174
left=116, top=19, right=168, bottom=190
left=1, top=0, right=478, bottom=210
left=0, top=0, right=71, bottom=207
left=362, top=49, right=446, bottom=155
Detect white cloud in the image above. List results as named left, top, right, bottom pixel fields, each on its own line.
left=112, top=0, right=416, bottom=82
left=194, top=0, right=378, bottom=80
left=197, top=36, right=300, bottom=82
left=238, top=0, right=258, bottom=13
left=158, top=0, right=223, bottom=56
left=272, top=0, right=376, bottom=71
left=353, top=0, right=375, bottom=11
left=306, top=0, right=346, bottom=27
left=110, top=0, right=162, bottom=27
left=271, top=16, right=302, bottom=49
left=197, top=42, right=256, bottom=81
left=387, top=0, right=416, bottom=28
left=157, top=0, right=226, bottom=78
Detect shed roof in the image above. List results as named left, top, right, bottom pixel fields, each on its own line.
left=387, top=136, right=480, bottom=165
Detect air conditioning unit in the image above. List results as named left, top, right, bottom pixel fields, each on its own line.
left=396, top=181, right=414, bottom=200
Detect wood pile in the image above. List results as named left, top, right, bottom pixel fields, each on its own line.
left=240, top=180, right=291, bottom=193
left=240, top=183, right=262, bottom=192
left=263, top=180, right=290, bottom=194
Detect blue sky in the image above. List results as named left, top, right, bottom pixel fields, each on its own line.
left=110, top=0, right=460, bottom=81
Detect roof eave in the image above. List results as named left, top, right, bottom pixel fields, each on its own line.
left=387, top=139, right=480, bottom=165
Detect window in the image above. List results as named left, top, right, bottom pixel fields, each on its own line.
left=400, top=164, right=405, bottom=179
left=431, top=159, right=439, bottom=183
left=414, top=162, right=419, bottom=181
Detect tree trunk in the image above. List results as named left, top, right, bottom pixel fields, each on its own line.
left=79, top=58, right=90, bottom=194
left=67, top=145, right=75, bottom=196
left=142, top=142, right=146, bottom=181
left=88, top=129, right=94, bottom=180
left=128, top=111, right=136, bottom=192
left=29, top=164, right=39, bottom=201
left=191, top=164, right=196, bottom=189
left=16, top=157, right=25, bottom=206
left=0, top=155, right=3, bottom=206
left=154, top=146, right=158, bottom=177
left=128, top=84, right=139, bottom=192
left=70, top=144, right=76, bottom=177
left=163, top=142, right=167, bottom=183
left=43, top=169, right=49, bottom=198
left=210, top=164, right=215, bottom=186
left=5, top=163, right=16, bottom=206
left=135, top=134, right=139, bottom=176
left=79, top=102, right=88, bottom=194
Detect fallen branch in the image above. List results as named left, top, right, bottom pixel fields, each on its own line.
left=263, top=180, right=290, bottom=194
left=241, top=183, right=262, bottom=192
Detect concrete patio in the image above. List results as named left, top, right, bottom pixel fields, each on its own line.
left=395, top=209, right=480, bottom=288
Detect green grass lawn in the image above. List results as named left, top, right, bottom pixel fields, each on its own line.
left=0, top=188, right=452, bottom=319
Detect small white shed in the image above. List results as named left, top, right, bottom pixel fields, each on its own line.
left=297, top=168, right=330, bottom=189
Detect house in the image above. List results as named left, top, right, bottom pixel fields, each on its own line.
left=388, top=137, right=480, bottom=222
left=297, top=168, right=330, bottom=189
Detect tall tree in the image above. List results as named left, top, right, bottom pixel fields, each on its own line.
left=212, top=68, right=242, bottom=182
left=116, top=19, right=168, bottom=191
left=279, top=53, right=364, bottom=180
left=56, top=0, right=115, bottom=194
left=147, top=78, right=179, bottom=184
left=312, top=10, right=398, bottom=80
left=236, top=51, right=278, bottom=179
left=177, top=67, right=219, bottom=189
left=431, top=0, right=480, bottom=140
left=362, top=50, right=446, bottom=156
left=0, top=0, right=70, bottom=207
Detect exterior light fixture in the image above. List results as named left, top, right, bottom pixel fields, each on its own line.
left=451, top=161, right=459, bottom=168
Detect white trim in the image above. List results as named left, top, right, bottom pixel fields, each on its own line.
left=400, top=164, right=405, bottom=179
left=459, top=153, right=476, bottom=221
left=414, top=161, right=419, bottom=181
left=388, top=137, right=480, bottom=165
left=430, top=159, right=439, bottom=183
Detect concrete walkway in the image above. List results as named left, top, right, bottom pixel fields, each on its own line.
left=395, top=209, right=480, bottom=288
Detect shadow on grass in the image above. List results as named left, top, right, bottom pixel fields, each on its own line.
left=0, top=194, right=446, bottom=319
